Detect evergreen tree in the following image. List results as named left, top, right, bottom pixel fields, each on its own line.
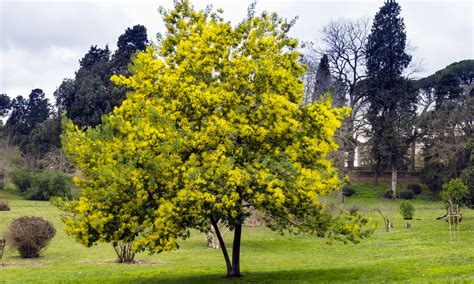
left=56, top=26, right=149, bottom=129
left=0, top=94, right=11, bottom=118
left=112, top=25, right=149, bottom=75
left=26, top=88, right=50, bottom=132
left=365, top=0, right=417, bottom=196
left=312, top=54, right=332, bottom=102
left=5, top=96, right=29, bottom=139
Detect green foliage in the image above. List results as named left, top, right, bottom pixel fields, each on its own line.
left=420, top=161, right=445, bottom=192
left=365, top=1, right=416, bottom=187
left=325, top=212, right=376, bottom=244
left=4, top=90, right=57, bottom=168
left=441, top=178, right=469, bottom=207
left=461, top=165, right=474, bottom=206
left=11, top=168, right=33, bottom=194
left=399, top=201, right=414, bottom=219
left=5, top=216, right=56, bottom=258
left=11, top=168, right=71, bottom=201
left=406, top=183, right=422, bottom=195
left=399, top=189, right=415, bottom=200
left=55, top=26, right=149, bottom=129
left=0, top=93, right=11, bottom=117
left=342, top=185, right=356, bottom=197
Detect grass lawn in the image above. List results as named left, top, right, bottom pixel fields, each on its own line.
left=0, top=184, right=473, bottom=283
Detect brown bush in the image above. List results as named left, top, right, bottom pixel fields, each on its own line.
left=6, top=216, right=56, bottom=258
left=0, top=199, right=9, bottom=211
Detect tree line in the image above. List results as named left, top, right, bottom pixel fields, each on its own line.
left=0, top=0, right=472, bottom=277
left=0, top=1, right=471, bottom=200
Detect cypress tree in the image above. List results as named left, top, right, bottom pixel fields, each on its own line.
left=365, top=0, right=417, bottom=196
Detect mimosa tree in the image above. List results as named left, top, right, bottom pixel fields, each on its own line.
left=58, top=1, right=373, bottom=276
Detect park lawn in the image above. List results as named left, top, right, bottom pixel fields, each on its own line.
left=0, top=184, right=473, bottom=283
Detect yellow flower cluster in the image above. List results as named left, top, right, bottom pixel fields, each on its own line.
left=59, top=1, right=348, bottom=254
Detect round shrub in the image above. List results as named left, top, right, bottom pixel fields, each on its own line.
left=0, top=199, right=10, bottom=211
left=342, top=185, right=356, bottom=197
left=407, top=183, right=422, bottom=195
left=399, top=201, right=415, bottom=220
left=400, top=189, right=414, bottom=200
left=441, top=178, right=469, bottom=206
left=6, top=216, right=56, bottom=258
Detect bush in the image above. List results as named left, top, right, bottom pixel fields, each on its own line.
left=342, top=186, right=356, bottom=197
left=400, top=189, right=415, bottom=200
left=399, top=201, right=415, bottom=220
left=407, top=183, right=422, bottom=195
left=383, top=189, right=394, bottom=199
left=440, top=178, right=469, bottom=206
left=0, top=199, right=9, bottom=211
left=11, top=169, right=33, bottom=195
left=11, top=169, right=72, bottom=201
left=6, top=216, right=56, bottom=258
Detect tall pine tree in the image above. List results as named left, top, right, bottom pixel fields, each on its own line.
left=312, top=54, right=332, bottom=102
left=365, top=0, right=417, bottom=196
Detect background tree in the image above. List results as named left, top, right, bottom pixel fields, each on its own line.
left=312, top=54, right=332, bottom=102
left=55, top=26, right=149, bottom=129
left=59, top=0, right=373, bottom=276
left=318, top=17, right=371, bottom=171
left=5, top=89, right=53, bottom=168
left=417, top=60, right=473, bottom=192
left=365, top=0, right=416, bottom=195
left=0, top=94, right=11, bottom=118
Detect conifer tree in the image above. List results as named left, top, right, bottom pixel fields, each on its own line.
left=365, top=0, right=417, bottom=196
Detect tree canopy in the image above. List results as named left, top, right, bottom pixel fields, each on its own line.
left=59, top=0, right=373, bottom=277
left=365, top=0, right=417, bottom=194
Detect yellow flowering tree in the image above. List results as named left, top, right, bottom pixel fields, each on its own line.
left=59, top=1, right=373, bottom=276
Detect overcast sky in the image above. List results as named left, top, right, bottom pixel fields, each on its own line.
left=0, top=0, right=472, bottom=103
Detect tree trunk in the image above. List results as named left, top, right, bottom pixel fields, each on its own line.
left=410, top=141, right=416, bottom=171
left=391, top=165, right=397, bottom=199
left=230, top=223, right=242, bottom=277
left=348, top=145, right=356, bottom=171
left=211, top=217, right=232, bottom=276
left=373, top=161, right=380, bottom=186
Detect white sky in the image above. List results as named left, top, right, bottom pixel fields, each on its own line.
left=0, top=0, right=473, bottom=103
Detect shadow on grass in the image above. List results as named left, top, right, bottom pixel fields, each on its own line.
left=134, top=266, right=382, bottom=283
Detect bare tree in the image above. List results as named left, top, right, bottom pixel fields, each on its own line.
left=311, top=17, right=371, bottom=172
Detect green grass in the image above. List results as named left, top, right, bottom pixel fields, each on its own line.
left=1, top=184, right=474, bottom=283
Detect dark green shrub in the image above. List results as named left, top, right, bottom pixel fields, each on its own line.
left=0, top=199, right=9, bottom=211
left=400, top=189, right=414, bottom=200
left=383, top=189, right=394, bottom=199
left=26, top=171, right=72, bottom=201
left=342, top=186, right=356, bottom=197
left=407, top=183, right=422, bottom=195
left=6, top=216, right=56, bottom=258
left=399, top=201, right=415, bottom=220
left=11, top=169, right=33, bottom=195
left=11, top=169, right=71, bottom=201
